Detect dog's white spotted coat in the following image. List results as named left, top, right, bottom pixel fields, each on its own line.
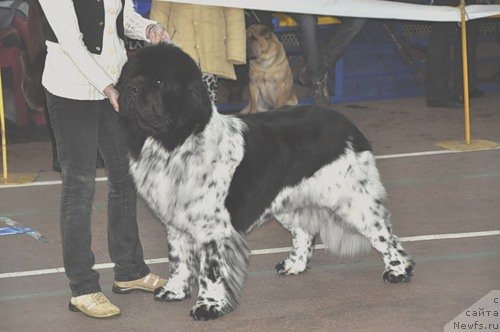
left=129, top=108, right=414, bottom=319
left=130, top=109, right=245, bottom=235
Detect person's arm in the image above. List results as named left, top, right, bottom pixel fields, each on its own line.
left=38, top=0, right=114, bottom=96
left=124, top=0, right=170, bottom=43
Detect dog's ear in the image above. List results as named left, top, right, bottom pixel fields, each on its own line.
left=182, top=78, right=212, bottom=130
left=188, top=81, right=206, bottom=106
left=261, top=25, right=274, bottom=39
left=188, top=79, right=208, bottom=107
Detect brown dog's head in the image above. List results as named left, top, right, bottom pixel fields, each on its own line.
left=246, top=24, right=277, bottom=60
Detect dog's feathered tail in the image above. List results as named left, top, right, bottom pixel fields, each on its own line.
left=295, top=208, right=371, bottom=257
left=319, top=221, right=371, bottom=256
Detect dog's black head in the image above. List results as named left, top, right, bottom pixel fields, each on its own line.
left=117, top=43, right=212, bottom=151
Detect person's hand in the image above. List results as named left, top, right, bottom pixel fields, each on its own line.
left=103, top=84, right=120, bottom=113
left=146, top=23, right=171, bottom=44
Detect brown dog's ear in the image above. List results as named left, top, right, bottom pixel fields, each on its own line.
left=261, top=25, right=274, bottom=39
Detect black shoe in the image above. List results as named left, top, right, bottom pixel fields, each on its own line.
left=453, top=87, right=484, bottom=102
left=52, top=151, right=61, bottom=173
left=298, top=65, right=310, bottom=86
left=470, top=87, right=484, bottom=99
left=311, top=73, right=330, bottom=106
left=96, top=152, right=105, bottom=169
left=493, top=71, right=500, bottom=81
left=52, top=162, right=61, bottom=173
left=426, top=97, right=462, bottom=109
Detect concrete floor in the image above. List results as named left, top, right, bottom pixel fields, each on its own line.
left=1, top=94, right=499, bottom=331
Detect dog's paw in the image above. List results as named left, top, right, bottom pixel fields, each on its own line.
left=154, top=286, right=191, bottom=302
left=275, top=258, right=307, bottom=276
left=190, top=302, right=224, bottom=321
left=383, top=260, right=415, bottom=283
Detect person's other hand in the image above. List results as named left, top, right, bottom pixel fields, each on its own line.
left=147, top=24, right=171, bottom=44
left=104, top=84, right=120, bottom=113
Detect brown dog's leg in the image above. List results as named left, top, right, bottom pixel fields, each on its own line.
left=286, top=94, right=299, bottom=106
left=274, top=81, right=292, bottom=109
left=240, top=82, right=260, bottom=114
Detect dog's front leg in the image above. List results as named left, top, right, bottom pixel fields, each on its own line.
left=190, top=231, right=249, bottom=321
left=274, top=80, right=288, bottom=109
left=241, top=82, right=260, bottom=114
left=275, top=227, right=315, bottom=275
left=155, top=228, right=196, bottom=302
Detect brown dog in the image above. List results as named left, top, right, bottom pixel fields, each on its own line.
left=240, top=24, right=298, bottom=114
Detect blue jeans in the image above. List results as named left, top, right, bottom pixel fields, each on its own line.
left=291, top=14, right=367, bottom=82
left=46, top=91, right=150, bottom=297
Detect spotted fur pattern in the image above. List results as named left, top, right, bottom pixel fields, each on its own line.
left=128, top=110, right=414, bottom=319
left=202, top=73, right=218, bottom=105
left=118, top=44, right=414, bottom=321
left=129, top=110, right=249, bottom=319
left=275, top=228, right=315, bottom=275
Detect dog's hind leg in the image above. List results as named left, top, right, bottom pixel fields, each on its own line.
left=321, top=150, right=414, bottom=283
left=361, top=202, right=414, bottom=283
left=154, top=228, right=196, bottom=302
left=338, top=192, right=415, bottom=283
left=190, top=231, right=249, bottom=321
left=275, top=227, right=315, bottom=275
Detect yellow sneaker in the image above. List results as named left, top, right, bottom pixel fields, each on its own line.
left=112, top=273, right=167, bottom=294
left=68, top=292, right=120, bottom=318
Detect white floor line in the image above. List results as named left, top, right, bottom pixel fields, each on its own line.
left=0, top=177, right=108, bottom=189
left=375, top=146, right=500, bottom=160
left=2, top=147, right=499, bottom=190
left=1, top=229, right=498, bottom=280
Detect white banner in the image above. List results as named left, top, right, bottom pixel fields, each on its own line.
left=159, top=0, right=500, bottom=22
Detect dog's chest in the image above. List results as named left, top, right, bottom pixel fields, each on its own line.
left=250, top=65, right=279, bottom=85
left=129, top=115, right=246, bottom=229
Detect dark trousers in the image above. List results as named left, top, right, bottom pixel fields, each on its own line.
left=46, top=91, right=150, bottom=297
left=291, top=14, right=367, bottom=82
left=425, top=0, right=479, bottom=101
left=452, top=20, right=479, bottom=95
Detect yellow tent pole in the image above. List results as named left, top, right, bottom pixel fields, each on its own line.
left=0, top=68, right=8, bottom=180
left=460, top=0, right=471, bottom=145
left=0, top=69, right=38, bottom=185
left=436, top=2, right=499, bottom=152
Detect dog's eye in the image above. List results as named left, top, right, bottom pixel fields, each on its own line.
left=156, top=80, right=164, bottom=88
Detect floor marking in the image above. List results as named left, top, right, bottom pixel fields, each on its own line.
left=1, top=229, right=498, bottom=280
left=2, top=250, right=500, bottom=302
left=398, top=230, right=500, bottom=242
left=375, top=146, right=500, bottom=160
left=0, top=217, right=51, bottom=244
left=384, top=172, right=500, bottom=187
left=0, top=177, right=108, bottom=189
left=1, top=147, right=499, bottom=190
left=249, top=250, right=500, bottom=278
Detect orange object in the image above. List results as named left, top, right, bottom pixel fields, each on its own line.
left=273, top=13, right=341, bottom=27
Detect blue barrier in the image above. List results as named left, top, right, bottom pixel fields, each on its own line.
left=0, top=226, right=34, bottom=236
left=134, top=0, right=152, bottom=16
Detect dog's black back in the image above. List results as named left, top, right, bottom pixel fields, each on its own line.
left=226, top=105, right=371, bottom=232
left=117, top=44, right=371, bottom=233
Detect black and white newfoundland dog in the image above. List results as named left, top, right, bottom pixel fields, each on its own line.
left=117, top=43, right=414, bottom=321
